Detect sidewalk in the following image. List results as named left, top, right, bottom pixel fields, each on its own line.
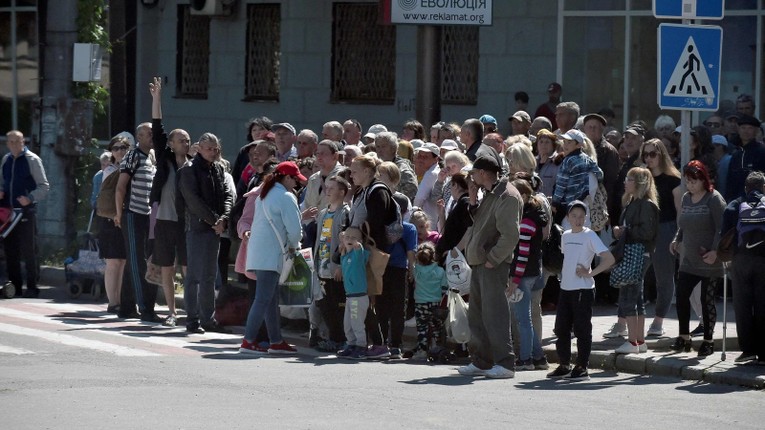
left=40, top=266, right=765, bottom=388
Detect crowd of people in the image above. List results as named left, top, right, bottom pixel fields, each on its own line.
left=4, top=79, right=765, bottom=380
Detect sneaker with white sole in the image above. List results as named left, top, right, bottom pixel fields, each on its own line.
left=268, top=341, right=297, bottom=355
left=603, top=323, right=628, bottom=338
left=485, top=365, right=515, bottom=379
left=547, top=365, right=572, bottom=379
left=457, top=363, right=488, bottom=376
left=565, top=365, right=590, bottom=381
left=615, top=341, right=639, bottom=354
left=646, top=325, right=665, bottom=337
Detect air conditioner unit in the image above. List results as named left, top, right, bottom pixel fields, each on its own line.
left=190, top=0, right=236, bottom=16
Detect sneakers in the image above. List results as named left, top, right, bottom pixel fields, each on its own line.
left=268, top=341, right=297, bottom=355
left=366, top=345, right=391, bottom=359
left=389, top=347, right=402, bottom=359
left=485, top=365, right=515, bottom=379
left=201, top=320, right=231, bottom=334
left=670, top=336, right=692, bottom=352
left=349, top=345, right=368, bottom=360
left=646, top=325, right=665, bottom=337
left=696, top=341, right=714, bottom=357
left=603, top=323, right=628, bottom=338
left=186, top=322, right=205, bottom=334
left=515, top=359, right=535, bottom=371
left=316, top=339, right=343, bottom=353
left=239, top=339, right=268, bottom=355
left=615, top=341, right=640, bottom=354
left=106, top=304, right=120, bottom=314
left=457, top=363, right=488, bottom=376
left=735, top=353, right=757, bottom=363
left=547, top=365, right=572, bottom=379
left=690, top=324, right=704, bottom=337
left=533, top=356, right=550, bottom=370
left=337, top=345, right=356, bottom=359
left=638, top=342, right=648, bottom=353
left=566, top=365, right=590, bottom=381
left=162, top=314, right=177, bottom=327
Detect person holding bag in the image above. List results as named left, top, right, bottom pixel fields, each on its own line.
left=239, top=161, right=305, bottom=355
left=612, top=167, right=659, bottom=354
left=670, top=160, right=726, bottom=357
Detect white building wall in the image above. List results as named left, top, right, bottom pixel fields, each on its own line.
left=135, top=1, right=557, bottom=159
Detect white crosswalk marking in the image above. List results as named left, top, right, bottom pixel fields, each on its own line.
left=0, top=344, right=35, bottom=355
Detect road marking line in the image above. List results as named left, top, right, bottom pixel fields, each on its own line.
left=0, top=344, right=35, bottom=355
left=0, top=323, right=160, bottom=357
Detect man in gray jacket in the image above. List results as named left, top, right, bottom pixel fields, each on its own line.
left=457, top=156, right=522, bottom=379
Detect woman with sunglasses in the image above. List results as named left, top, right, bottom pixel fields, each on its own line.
left=670, top=161, right=726, bottom=357
left=640, top=139, right=682, bottom=337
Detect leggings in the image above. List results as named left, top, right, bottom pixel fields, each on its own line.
left=676, top=272, right=717, bottom=340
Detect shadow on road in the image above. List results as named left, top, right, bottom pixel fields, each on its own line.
left=399, top=374, right=481, bottom=386
left=514, top=371, right=678, bottom=391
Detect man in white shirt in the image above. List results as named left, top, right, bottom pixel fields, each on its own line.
left=412, top=142, right=441, bottom=227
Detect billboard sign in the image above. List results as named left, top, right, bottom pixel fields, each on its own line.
left=389, top=0, right=493, bottom=26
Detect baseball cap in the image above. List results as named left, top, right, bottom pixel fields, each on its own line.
left=479, top=114, right=498, bottom=126
left=272, top=123, right=296, bottom=135
left=625, top=126, right=644, bottom=136
left=560, top=129, right=586, bottom=145
left=275, top=161, right=307, bottom=182
left=409, top=139, right=424, bottom=149
left=414, top=142, right=440, bottom=158
left=467, top=156, right=501, bottom=174
left=510, top=110, right=532, bottom=124
left=712, top=135, right=729, bottom=147
left=440, top=139, right=459, bottom=151
left=567, top=200, right=587, bottom=214
left=583, top=113, right=607, bottom=127
left=367, top=124, right=388, bottom=136
left=548, top=82, right=562, bottom=92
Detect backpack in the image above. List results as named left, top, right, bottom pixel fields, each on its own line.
left=96, top=171, right=121, bottom=218
left=366, top=183, right=403, bottom=245
left=542, top=223, right=564, bottom=273
left=589, top=182, right=609, bottom=231
left=737, top=196, right=765, bottom=249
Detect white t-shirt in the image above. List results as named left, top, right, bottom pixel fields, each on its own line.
left=560, top=227, right=608, bottom=291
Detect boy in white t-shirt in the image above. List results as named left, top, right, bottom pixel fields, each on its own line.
left=547, top=200, right=615, bottom=381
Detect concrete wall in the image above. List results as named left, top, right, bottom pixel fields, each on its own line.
left=135, top=1, right=557, bottom=159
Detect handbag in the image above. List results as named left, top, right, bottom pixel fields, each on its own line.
left=589, top=182, right=610, bottom=231
left=67, top=237, right=106, bottom=276
left=445, top=247, right=471, bottom=295
left=609, top=242, right=646, bottom=288
left=363, top=222, right=389, bottom=296
left=542, top=223, right=564, bottom=273
left=279, top=248, right=314, bottom=307
left=609, top=227, right=628, bottom=264
left=145, top=255, right=162, bottom=285
left=262, top=197, right=296, bottom=284
left=447, top=289, right=470, bottom=344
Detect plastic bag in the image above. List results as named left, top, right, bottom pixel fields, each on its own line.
left=279, top=248, right=314, bottom=307
left=447, top=289, right=470, bottom=344
left=445, top=248, right=471, bottom=295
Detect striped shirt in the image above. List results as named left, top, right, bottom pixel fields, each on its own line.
left=120, top=148, right=155, bottom=215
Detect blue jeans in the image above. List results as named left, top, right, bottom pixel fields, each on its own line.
left=244, top=270, right=283, bottom=343
left=184, top=229, right=219, bottom=325
left=513, top=276, right=544, bottom=361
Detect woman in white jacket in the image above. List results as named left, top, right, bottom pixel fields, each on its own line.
left=239, top=161, right=305, bottom=354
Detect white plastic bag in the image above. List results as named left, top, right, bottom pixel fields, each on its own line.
left=445, top=248, right=471, bottom=295
left=447, top=289, right=470, bottom=344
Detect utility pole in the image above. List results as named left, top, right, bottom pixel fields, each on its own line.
left=36, top=0, right=79, bottom=253
left=416, top=26, right=441, bottom=134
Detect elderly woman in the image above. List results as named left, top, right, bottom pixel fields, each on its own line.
left=239, top=161, right=305, bottom=355
left=431, top=151, right=471, bottom=203
left=670, top=161, right=726, bottom=357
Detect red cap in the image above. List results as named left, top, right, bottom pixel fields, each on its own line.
left=275, top=161, right=307, bottom=182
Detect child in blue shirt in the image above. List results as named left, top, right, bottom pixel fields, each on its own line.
left=407, top=242, right=447, bottom=360
left=337, top=227, right=370, bottom=359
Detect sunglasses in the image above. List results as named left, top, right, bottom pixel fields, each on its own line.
left=642, top=151, right=659, bottom=160
left=112, top=145, right=129, bottom=151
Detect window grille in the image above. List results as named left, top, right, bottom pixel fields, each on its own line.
left=245, top=4, right=281, bottom=100
left=176, top=5, right=210, bottom=97
left=331, top=3, right=395, bottom=103
left=442, top=26, right=479, bottom=105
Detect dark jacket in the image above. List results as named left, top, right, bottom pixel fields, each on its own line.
left=466, top=142, right=504, bottom=175
left=176, top=154, right=234, bottom=232
left=509, top=199, right=549, bottom=282
left=0, top=147, right=49, bottom=210
left=149, top=118, right=190, bottom=205
left=619, top=197, right=660, bottom=253
left=436, top=193, right=472, bottom=263
left=721, top=190, right=765, bottom=257
left=349, top=179, right=397, bottom=249
left=725, top=140, right=765, bottom=201
left=595, top=138, right=622, bottom=226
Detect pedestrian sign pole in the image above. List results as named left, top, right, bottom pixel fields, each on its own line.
left=654, top=0, right=724, bottom=170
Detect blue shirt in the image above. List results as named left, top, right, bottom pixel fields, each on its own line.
left=341, top=246, right=370, bottom=297
left=386, top=222, right=417, bottom=269
left=414, top=263, right=447, bottom=303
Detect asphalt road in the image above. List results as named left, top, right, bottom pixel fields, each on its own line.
left=1, top=296, right=763, bottom=429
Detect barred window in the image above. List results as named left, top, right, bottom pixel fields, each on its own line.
left=331, top=3, right=395, bottom=103
left=176, top=5, right=210, bottom=98
left=442, top=26, right=479, bottom=105
left=244, top=4, right=281, bottom=101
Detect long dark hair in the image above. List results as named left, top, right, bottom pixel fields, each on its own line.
left=260, top=172, right=289, bottom=199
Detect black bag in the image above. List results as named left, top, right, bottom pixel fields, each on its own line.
left=542, top=223, right=564, bottom=273
left=609, top=227, right=628, bottom=264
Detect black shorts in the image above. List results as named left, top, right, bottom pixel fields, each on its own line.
left=152, top=219, right=187, bottom=266
left=98, top=216, right=126, bottom=259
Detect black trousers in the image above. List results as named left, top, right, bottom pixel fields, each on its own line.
left=676, top=271, right=717, bottom=340
left=731, top=257, right=765, bottom=357
left=4, top=210, right=38, bottom=293
left=120, top=211, right=157, bottom=314
left=375, top=266, right=408, bottom=348
left=554, top=289, right=595, bottom=368
left=317, top=278, right=346, bottom=343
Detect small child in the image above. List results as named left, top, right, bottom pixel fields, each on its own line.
left=337, top=227, right=370, bottom=360
left=408, top=242, right=447, bottom=360
left=548, top=200, right=614, bottom=381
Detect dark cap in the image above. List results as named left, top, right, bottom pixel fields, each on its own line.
left=737, top=114, right=761, bottom=128
left=547, top=82, right=562, bottom=92
left=468, top=156, right=501, bottom=174
left=624, top=126, right=644, bottom=136
left=583, top=113, right=607, bottom=127
left=567, top=200, right=587, bottom=215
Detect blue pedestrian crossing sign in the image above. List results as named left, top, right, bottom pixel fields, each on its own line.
left=654, top=0, right=724, bottom=20
left=658, top=24, right=722, bottom=111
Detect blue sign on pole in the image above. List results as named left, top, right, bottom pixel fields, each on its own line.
left=654, top=0, right=725, bottom=20
left=658, top=24, right=722, bottom=111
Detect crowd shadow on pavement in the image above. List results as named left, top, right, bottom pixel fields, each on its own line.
left=674, top=380, right=748, bottom=395
left=514, top=371, right=677, bottom=391
left=399, top=374, right=482, bottom=387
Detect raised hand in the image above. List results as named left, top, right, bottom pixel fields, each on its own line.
left=149, top=76, right=162, bottom=98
